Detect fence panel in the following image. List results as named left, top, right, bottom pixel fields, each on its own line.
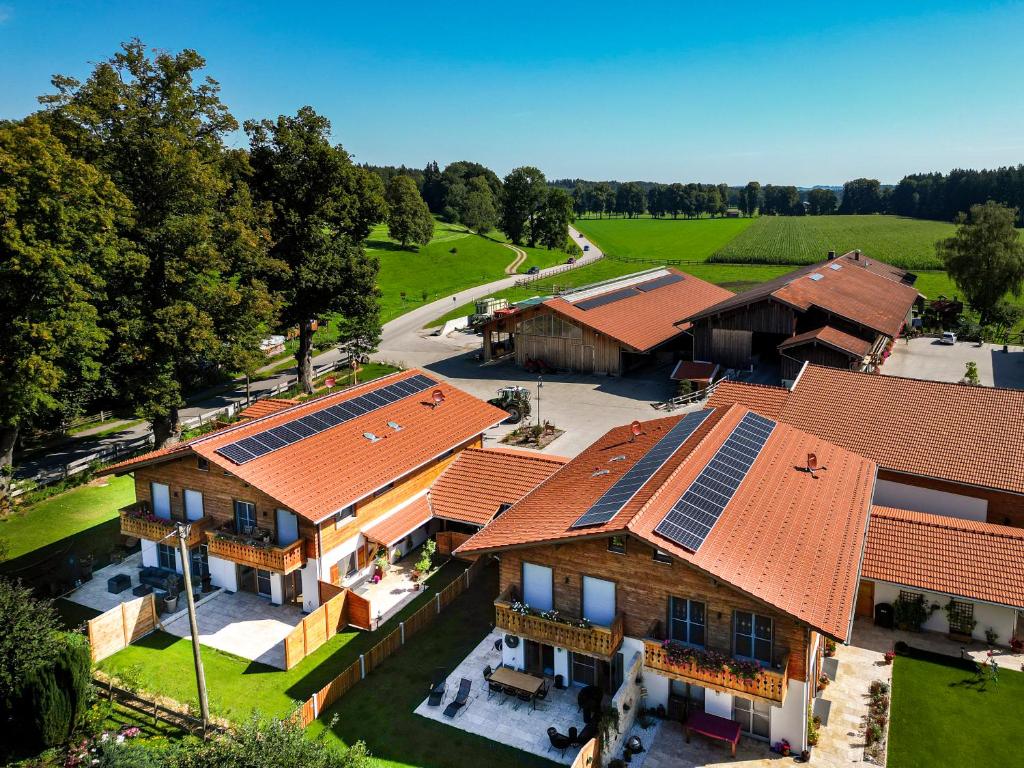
left=364, top=629, right=401, bottom=675
left=315, top=662, right=361, bottom=712
left=402, top=600, right=436, bottom=641
left=87, top=594, right=157, bottom=662
left=572, top=738, right=600, bottom=768
left=346, top=591, right=372, bottom=630
left=284, top=589, right=350, bottom=669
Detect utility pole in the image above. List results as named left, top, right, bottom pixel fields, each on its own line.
left=173, top=522, right=210, bottom=734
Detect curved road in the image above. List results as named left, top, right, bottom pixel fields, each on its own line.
left=16, top=227, right=606, bottom=481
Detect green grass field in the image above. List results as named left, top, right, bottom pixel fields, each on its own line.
left=888, top=654, right=1024, bottom=767
left=711, top=215, right=956, bottom=269
left=573, top=215, right=755, bottom=263
left=0, top=475, right=133, bottom=562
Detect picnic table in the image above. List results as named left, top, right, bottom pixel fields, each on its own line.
left=685, top=710, right=741, bottom=757
left=488, top=667, right=545, bottom=709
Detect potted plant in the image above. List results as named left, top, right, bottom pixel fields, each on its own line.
left=816, top=673, right=830, bottom=692
left=985, top=627, right=999, bottom=646
left=164, top=576, right=180, bottom=613
left=1010, top=637, right=1023, bottom=654
left=823, top=638, right=836, bottom=658
left=884, top=649, right=896, bottom=665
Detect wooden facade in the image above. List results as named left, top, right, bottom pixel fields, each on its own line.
left=497, top=535, right=811, bottom=686
left=779, top=342, right=858, bottom=382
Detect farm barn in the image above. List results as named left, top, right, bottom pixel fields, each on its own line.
left=685, top=250, right=921, bottom=382
left=479, top=268, right=733, bottom=376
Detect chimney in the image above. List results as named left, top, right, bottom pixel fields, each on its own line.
left=827, top=250, right=836, bottom=260
left=854, top=250, right=861, bottom=261
left=806, top=453, right=818, bottom=472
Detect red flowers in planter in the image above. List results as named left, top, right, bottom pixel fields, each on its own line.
left=884, top=649, right=896, bottom=664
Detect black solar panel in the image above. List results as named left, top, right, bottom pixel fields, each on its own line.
left=570, top=409, right=714, bottom=529
left=214, top=374, right=438, bottom=465
left=574, top=287, right=641, bottom=311
left=654, top=411, right=775, bottom=552
left=636, top=273, right=685, bottom=292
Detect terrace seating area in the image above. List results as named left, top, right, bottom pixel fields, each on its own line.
left=414, top=629, right=600, bottom=765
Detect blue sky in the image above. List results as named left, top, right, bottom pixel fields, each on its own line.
left=2, top=1, right=1023, bottom=184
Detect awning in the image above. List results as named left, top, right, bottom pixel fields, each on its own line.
left=670, top=360, right=719, bottom=383
left=363, top=496, right=432, bottom=546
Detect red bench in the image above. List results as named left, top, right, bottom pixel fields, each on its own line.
left=685, top=710, right=742, bottom=757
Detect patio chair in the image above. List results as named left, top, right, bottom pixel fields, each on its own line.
left=494, top=638, right=503, bottom=653
left=443, top=678, right=472, bottom=718
left=427, top=669, right=446, bottom=707
left=547, top=727, right=571, bottom=757
left=487, top=679, right=505, bottom=701
left=533, top=680, right=550, bottom=710
left=514, top=689, right=533, bottom=711
left=483, top=664, right=492, bottom=679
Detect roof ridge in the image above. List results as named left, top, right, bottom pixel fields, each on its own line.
left=716, top=379, right=790, bottom=393
left=873, top=507, right=1024, bottom=540
left=467, top=446, right=570, bottom=464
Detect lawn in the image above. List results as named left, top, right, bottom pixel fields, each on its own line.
left=574, top=215, right=755, bottom=263
left=888, top=653, right=1024, bottom=767
left=99, top=559, right=469, bottom=722
left=308, top=562, right=556, bottom=768
left=0, top=475, right=133, bottom=563
left=711, top=215, right=956, bottom=269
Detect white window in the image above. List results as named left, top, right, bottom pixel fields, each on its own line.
left=669, top=598, right=706, bottom=646
left=522, top=562, right=553, bottom=611
left=734, top=611, right=773, bottom=664
left=276, top=509, right=299, bottom=546
left=151, top=482, right=171, bottom=520
left=335, top=505, right=356, bottom=528
left=157, top=543, right=176, bottom=571
left=582, top=576, right=616, bottom=626
left=733, top=697, right=770, bottom=739
left=184, top=489, right=204, bottom=521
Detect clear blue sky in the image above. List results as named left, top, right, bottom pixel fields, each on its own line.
left=2, top=1, right=1023, bottom=185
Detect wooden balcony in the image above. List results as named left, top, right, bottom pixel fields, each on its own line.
left=494, top=587, right=623, bottom=661
left=643, top=636, right=789, bottom=706
left=205, top=530, right=306, bottom=574
left=119, top=503, right=207, bottom=547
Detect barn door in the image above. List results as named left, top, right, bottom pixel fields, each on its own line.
left=856, top=580, right=875, bottom=618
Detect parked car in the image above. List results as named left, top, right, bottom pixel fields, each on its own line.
left=583, top=245, right=590, bottom=251
left=526, top=266, right=540, bottom=275
left=940, top=331, right=957, bottom=345
left=566, top=257, right=575, bottom=264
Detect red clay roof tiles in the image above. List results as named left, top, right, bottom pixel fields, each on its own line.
left=430, top=447, right=569, bottom=527
left=459, top=404, right=876, bottom=639
left=238, top=398, right=300, bottom=420
left=864, top=506, right=1024, bottom=609
left=363, top=496, right=432, bottom=546
left=705, top=380, right=791, bottom=420
left=543, top=269, right=734, bottom=352
left=778, top=325, right=873, bottom=359
left=105, top=370, right=507, bottom=522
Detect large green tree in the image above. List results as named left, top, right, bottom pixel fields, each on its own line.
left=40, top=41, right=279, bottom=446
left=246, top=107, right=386, bottom=394
left=385, top=174, right=434, bottom=248
left=0, top=117, right=133, bottom=500
left=500, top=166, right=547, bottom=245
left=459, top=176, right=498, bottom=234
left=535, top=187, right=574, bottom=249
left=937, top=201, right=1024, bottom=325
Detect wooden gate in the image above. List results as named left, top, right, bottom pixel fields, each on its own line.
left=855, top=580, right=875, bottom=619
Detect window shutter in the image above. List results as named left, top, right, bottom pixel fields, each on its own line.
left=357, top=546, right=367, bottom=570
left=330, top=562, right=340, bottom=585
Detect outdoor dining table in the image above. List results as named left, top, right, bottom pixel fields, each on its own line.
left=487, top=667, right=545, bottom=708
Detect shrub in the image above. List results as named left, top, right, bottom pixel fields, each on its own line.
left=869, top=680, right=890, bottom=696
left=866, top=722, right=883, bottom=745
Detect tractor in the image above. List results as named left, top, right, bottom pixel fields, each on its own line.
left=488, top=385, right=532, bottom=424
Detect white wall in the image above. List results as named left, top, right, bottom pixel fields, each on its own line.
left=605, top=649, right=644, bottom=763
left=207, top=555, right=238, bottom=592
left=554, top=645, right=570, bottom=685
left=871, top=580, right=1017, bottom=645
left=769, top=679, right=807, bottom=752
left=270, top=572, right=284, bottom=605
left=704, top=689, right=732, bottom=719
left=873, top=479, right=987, bottom=521
left=502, top=635, right=525, bottom=669
left=300, top=559, right=321, bottom=612
left=141, top=539, right=158, bottom=569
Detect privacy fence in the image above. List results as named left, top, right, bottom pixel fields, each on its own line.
left=283, top=585, right=372, bottom=669
left=87, top=593, right=158, bottom=662
left=291, top=556, right=489, bottom=727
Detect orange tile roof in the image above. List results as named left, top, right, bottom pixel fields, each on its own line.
left=459, top=404, right=875, bottom=640
left=687, top=253, right=919, bottom=339
left=778, top=326, right=873, bottom=359
left=238, top=398, right=299, bottom=420
left=705, top=380, right=790, bottom=420
left=543, top=269, right=734, bottom=352
left=104, top=370, right=508, bottom=522
left=363, top=496, right=432, bottom=546
left=670, top=361, right=719, bottom=382
left=864, top=506, right=1024, bottom=609
left=706, top=365, right=1024, bottom=496
left=430, top=447, right=569, bottom=527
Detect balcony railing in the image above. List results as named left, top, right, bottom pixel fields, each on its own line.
left=494, top=586, right=623, bottom=661
left=119, top=503, right=208, bottom=547
left=642, top=631, right=789, bottom=705
left=205, top=528, right=306, bottom=574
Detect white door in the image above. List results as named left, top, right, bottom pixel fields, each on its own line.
left=184, top=490, right=204, bottom=521
left=582, top=576, right=616, bottom=626
left=522, top=563, right=553, bottom=611
left=276, top=509, right=299, bottom=546
left=151, top=482, right=171, bottom=519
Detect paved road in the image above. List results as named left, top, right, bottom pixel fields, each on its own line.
left=883, top=337, right=1024, bottom=388
left=15, top=227, right=609, bottom=480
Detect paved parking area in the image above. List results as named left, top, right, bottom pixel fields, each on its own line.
left=884, top=337, right=1024, bottom=389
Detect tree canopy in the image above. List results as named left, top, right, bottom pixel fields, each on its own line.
left=937, top=201, right=1024, bottom=326
left=246, top=106, right=385, bottom=393
left=500, top=166, right=547, bottom=245
left=385, top=173, right=434, bottom=247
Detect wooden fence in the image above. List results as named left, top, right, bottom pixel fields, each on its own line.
left=87, top=593, right=158, bottom=662
left=92, top=676, right=227, bottom=735
left=299, top=557, right=488, bottom=725
left=435, top=530, right=475, bottom=559
left=571, top=737, right=600, bottom=768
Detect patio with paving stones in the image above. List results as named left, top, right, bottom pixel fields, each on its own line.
left=353, top=552, right=430, bottom=628
left=160, top=590, right=304, bottom=669
left=415, top=629, right=595, bottom=765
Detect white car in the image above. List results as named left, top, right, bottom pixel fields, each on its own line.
left=940, top=331, right=957, bottom=345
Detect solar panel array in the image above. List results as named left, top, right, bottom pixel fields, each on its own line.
left=214, top=374, right=438, bottom=465
left=569, top=409, right=714, bottom=529
left=636, top=273, right=684, bottom=292
left=654, top=411, right=775, bottom=551
left=575, top=286, right=641, bottom=311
